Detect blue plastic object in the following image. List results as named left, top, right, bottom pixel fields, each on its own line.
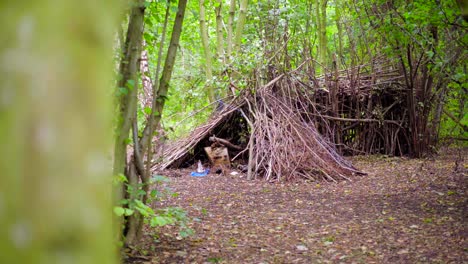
left=190, top=169, right=210, bottom=177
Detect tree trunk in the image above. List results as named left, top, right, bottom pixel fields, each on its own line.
left=125, top=0, right=187, bottom=244
left=113, top=0, right=146, bottom=180
left=334, top=0, right=344, bottom=67
left=227, top=0, right=236, bottom=61
left=139, top=0, right=170, bottom=171
left=316, top=0, right=328, bottom=71
left=199, top=0, right=215, bottom=103
left=156, top=0, right=187, bottom=115
left=215, top=0, right=225, bottom=64
left=125, top=12, right=172, bottom=242
left=0, top=0, right=119, bottom=263
left=113, top=0, right=146, bottom=245
left=233, top=0, right=248, bottom=52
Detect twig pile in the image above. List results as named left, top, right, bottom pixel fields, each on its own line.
left=246, top=74, right=362, bottom=181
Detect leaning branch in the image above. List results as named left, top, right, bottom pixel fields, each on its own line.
left=443, top=109, right=468, bottom=132
left=209, top=136, right=243, bottom=150
left=315, top=114, right=402, bottom=126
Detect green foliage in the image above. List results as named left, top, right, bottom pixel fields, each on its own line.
left=113, top=174, right=193, bottom=240
left=439, top=66, right=468, bottom=141
left=139, top=0, right=467, bottom=143
left=207, top=257, right=223, bottom=263
left=113, top=173, right=128, bottom=185
left=113, top=206, right=134, bottom=217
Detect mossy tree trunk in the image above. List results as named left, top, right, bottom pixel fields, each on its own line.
left=227, top=0, right=236, bottom=61
left=113, top=0, right=146, bottom=184
left=0, top=0, right=120, bottom=263
left=113, top=0, right=146, bottom=246
left=233, top=0, right=248, bottom=52
left=316, top=0, right=328, bottom=71
left=215, top=0, right=225, bottom=64
left=123, top=0, right=188, bottom=245
left=199, top=0, right=215, bottom=103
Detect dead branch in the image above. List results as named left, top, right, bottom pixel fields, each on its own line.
left=209, top=136, right=243, bottom=150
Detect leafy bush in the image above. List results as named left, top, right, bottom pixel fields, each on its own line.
left=113, top=174, right=193, bottom=240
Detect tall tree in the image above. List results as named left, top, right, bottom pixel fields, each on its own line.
left=140, top=0, right=171, bottom=187
left=118, top=0, right=188, bottom=245
left=0, top=0, right=119, bottom=263
left=113, top=0, right=146, bottom=183
left=233, top=0, right=249, bottom=52
left=113, top=0, right=146, bottom=245
left=215, top=0, right=225, bottom=64
left=316, top=0, right=328, bottom=71
left=334, top=0, right=344, bottom=67
left=227, top=0, right=236, bottom=61
left=199, top=0, right=215, bottom=102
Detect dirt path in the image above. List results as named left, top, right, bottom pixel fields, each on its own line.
left=130, top=148, right=467, bottom=263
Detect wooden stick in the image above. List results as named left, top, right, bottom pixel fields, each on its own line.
left=209, top=136, right=243, bottom=150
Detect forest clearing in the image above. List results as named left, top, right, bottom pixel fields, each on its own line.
left=125, top=147, right=467, bottom=263
left=1, top=0, right=467, bottom=263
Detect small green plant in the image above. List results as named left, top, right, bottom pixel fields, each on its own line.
left=423, top=218, right=433, bottom=223
left=113, top=174, right=194, bottom=240
left=207, top=257, right=223, bottom=263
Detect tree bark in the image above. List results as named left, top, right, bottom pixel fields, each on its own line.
left=113, top=0, right=146, bottom=246
left=199, top=0, right=215, bottom=103
left=233, top=0, right=248, bottom=52
left=334, top=0, right=344, bottom=67
left=113, top=0, right=146, bottom=180
left=125, top=0, right=187, bottom=245
left=316, top=0, right=328, bottom=71
left=227, top=0, right=236, bottom=61
left=139, top=0, right=170, bottom=171
left=0, top=0, right=119, bottom=263
left=215, top=0, right=225, bottom=64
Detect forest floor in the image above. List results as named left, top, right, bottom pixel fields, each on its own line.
left=127, top=147, right=467, bottom=264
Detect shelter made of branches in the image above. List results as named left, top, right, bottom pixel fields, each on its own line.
left=157, top=73, right=364, bottom=182
left=308, top=59, right=408, bottom=156
left=156, top=57, right=435, bottom=181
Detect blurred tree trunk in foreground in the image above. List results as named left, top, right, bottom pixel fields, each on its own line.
left=0, top=1, right=120, bottom=263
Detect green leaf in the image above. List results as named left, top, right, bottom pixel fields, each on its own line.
left=201, top=208, right=208, bottom=216
left=150, top=216, right=172, bottom=227
left=126, top=80, right=135, bottom=90
left=179, top=228, right=194, bottom=238
left=115, top=87, right=128, bottom=97
left=145, top=17, right=153, bottom=27
left=119, top=199, right=129, bottom=205
left=423, top=218, right=433, bottom=223
left=124, top=208, right=134, bottom=216
left=150, top=189, right=160, bottom=198
left=143, top=32, right=153, bottom=43
left=113, top=206, right=125, bottom=216
left=151, top=175, right=170, bottom=183
left=113, top=173, right=128, bottom=185
left=134, top=199, right=154, bottom=217
left=144, top=106, right=152, bottom=115
left=426, top=50, right=434, bottom=59
left=137, top=189, right=146, bottom=197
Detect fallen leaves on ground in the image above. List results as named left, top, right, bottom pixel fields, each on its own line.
left=127, top=147, right=467, bottom=263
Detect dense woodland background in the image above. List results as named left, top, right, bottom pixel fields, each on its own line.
left=149, top=0, right=467, bottom=147
left=1, top=0, right=466, bottom=263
